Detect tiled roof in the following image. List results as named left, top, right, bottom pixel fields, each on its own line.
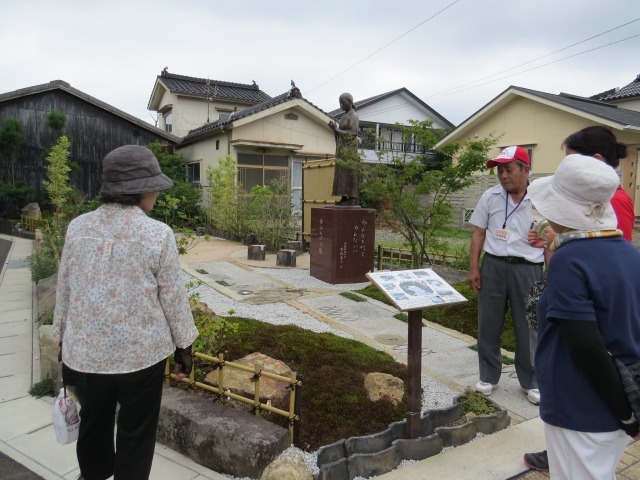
left=591, top=74, right=640, bottom=101
left=514, top=86, right=640, bottom=127
left=182, top=87, right=330, bottom=142
left=157, top=69, right=271, bottom=104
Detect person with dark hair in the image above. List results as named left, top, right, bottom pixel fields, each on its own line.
left=525, top=154, right=640, bottom=478
left=330, top=92, right=360, bottom=206
left=563, top=126, right=634, bottom=240
left=52, top=145, right=198, bottom=480
left=468, top=146, right=544, bottom=405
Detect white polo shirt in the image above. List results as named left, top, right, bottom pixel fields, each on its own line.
left=469, top=184, right=544, bottom=263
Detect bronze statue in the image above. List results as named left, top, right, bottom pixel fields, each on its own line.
left=329, top=92, right=360, bottom=206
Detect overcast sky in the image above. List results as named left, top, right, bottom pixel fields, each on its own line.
left=2, top=1, right=639, bottom=127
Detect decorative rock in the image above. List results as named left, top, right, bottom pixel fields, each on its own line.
left=21, top=203, right=41, bottom=220
left=38, top=325, right=61, bottom=387
left=276, top=249, right=296, bottom=267
left=286, top=240, right=304, bottom=256
left=204, top=352, right=293, bottom=403
left=364, top=372, right=404, bottom=406
left=36, top=272, right=57, bottom=319
left=261, top=450, right=314, bottom=480
left=248, top=244, right=266, bottom=261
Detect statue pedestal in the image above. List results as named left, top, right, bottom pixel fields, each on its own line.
left=310, top=206, right=375, bottom=284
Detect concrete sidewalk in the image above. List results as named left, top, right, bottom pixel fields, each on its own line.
left=1, top=233, right=638, bottom=479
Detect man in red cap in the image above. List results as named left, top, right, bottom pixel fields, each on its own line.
left=467, top=146, right=544, bottom=405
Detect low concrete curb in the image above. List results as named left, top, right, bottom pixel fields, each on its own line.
left=317, top=394, right=510, bottom=480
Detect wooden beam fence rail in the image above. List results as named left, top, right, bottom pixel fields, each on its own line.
left=376, top=244, right=464, bottom=270
left=376, top=245, right=414, bottom=271
left=165, top=352, right=302, bottom=445
left=20, top=216, right=49, bottom=232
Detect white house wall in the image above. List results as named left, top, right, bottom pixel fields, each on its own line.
left=178, top=136, right=230, bottom=189
left=357, top=91, right=446, bottom=128
left=232, top=106, right=335, bottom=155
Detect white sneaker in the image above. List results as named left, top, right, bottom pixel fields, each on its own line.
left=524, top=388, right=540, bottom=405
left=475, top=381, right=498, bottom=396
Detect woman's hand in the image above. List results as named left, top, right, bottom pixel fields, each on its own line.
left=174, top=345, right=193, bottom=381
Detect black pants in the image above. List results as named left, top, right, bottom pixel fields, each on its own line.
left=75, top=359, right=165, bottom=480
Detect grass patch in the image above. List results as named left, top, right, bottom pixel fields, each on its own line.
left=29, top=378, right=55, bottom=398
left=189, top=317, right=409, bottom=451
left=393, top=313, right=408, bottom=323
left=340, top=291, right=367, bottom=302
left=354, top=284, right=392, bottom=305
left=195, top=268, right=209, bottom=274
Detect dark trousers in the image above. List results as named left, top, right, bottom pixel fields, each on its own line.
left=75, top=359, right=166, bottom=480
left=477, top=254, right=542, bottom=388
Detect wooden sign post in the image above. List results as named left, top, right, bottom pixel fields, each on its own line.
left=367, top=269, right=467, bottom=439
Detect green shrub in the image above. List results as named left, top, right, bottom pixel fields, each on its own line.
left=458, top=389, right=500, bottom=416
left=26, top=247, right=58, bottom=283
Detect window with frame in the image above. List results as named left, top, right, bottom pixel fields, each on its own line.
left=164, top=111, right=173, bottom=133
left=186, top=162, right=201, bottom=184
left=237, top=153, right=289, bottom=193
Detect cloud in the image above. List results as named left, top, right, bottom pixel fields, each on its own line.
left=1, top=0, right=638, bottom=126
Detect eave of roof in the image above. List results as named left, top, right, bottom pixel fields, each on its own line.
left=329, top=87, right=455, bottom=130
left=0, top=80, right=181, bottom=144
left=436, top=85, right=640, bottom=147
left=147, top=70, right=271, bottom=109
left=180, top=87, right=331, bottom=145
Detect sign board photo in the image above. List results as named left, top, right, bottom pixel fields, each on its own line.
left=366, top=269, right=467, bottom=311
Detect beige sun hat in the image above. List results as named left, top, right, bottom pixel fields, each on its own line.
left=527, top=154, right=619, bottom=231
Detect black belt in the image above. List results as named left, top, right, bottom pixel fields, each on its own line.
left=485, top=252, right=543, bottom=266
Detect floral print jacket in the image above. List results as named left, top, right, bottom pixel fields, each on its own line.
left=52, top=203, right=198, bottom=374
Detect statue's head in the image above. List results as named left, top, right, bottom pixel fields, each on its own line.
left=339, top=92, right=354, bottom=111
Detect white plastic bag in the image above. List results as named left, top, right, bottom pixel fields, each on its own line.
left=52, top=387, right=81, bottom=445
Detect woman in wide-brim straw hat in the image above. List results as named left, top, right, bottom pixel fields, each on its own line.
left=52, top=145, right=199, bottom=480
left=528, top=153, right=640, bottom=479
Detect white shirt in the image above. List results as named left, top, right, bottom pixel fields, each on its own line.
left=469, top=184, right=543, bottom=263
left=52, top=203, right=198, bottom=374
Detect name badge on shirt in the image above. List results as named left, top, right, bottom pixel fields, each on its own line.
left=495, top=229, right=510, bottom=241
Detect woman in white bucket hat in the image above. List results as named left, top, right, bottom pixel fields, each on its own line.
left=528, top=154, right=640, bottom=479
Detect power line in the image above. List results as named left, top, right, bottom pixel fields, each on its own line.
left=426, top=17, right=640, bottom=98
left=306, top=0, right=463, bottom=94
left=426, top=33, right=640, bottom=101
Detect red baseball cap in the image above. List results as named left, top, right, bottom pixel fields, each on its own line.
left=486, top=146, right=530, bottom=168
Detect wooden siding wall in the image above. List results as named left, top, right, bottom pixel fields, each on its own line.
left=0, top=90, right=172, bottom=213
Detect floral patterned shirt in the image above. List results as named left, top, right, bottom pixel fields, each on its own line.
left=52, top=203, right=198, bottom=374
